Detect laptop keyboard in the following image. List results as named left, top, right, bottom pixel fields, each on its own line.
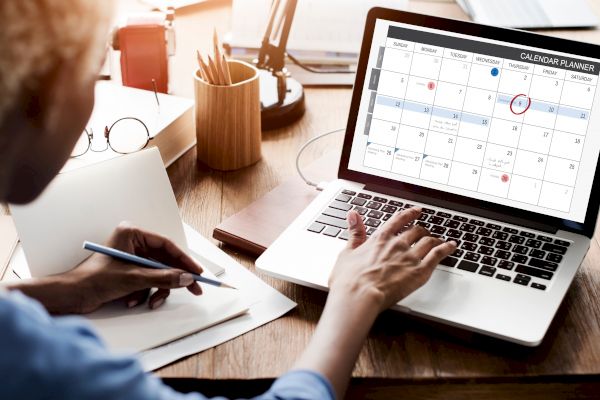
left=307, top=189, right=573, bottom=292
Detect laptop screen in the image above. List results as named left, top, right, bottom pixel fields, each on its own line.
left=348, top=18, right=600, bottom=224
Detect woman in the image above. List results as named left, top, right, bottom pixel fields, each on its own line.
left=0, top=1, right=456, bottom=399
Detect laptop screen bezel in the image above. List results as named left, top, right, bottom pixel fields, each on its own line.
left=338, top=7, right=600, bottom=238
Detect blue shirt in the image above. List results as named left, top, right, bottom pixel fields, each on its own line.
left=0, top=290, right=334, bottom=400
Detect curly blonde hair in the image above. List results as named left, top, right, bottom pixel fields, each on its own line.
left=0, top=0, right=113, bottom=125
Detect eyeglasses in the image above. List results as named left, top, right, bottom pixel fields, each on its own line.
left=70, top=117, right=152, bottom=158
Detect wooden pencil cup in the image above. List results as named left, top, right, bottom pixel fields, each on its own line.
left=194, top=60, right=262, bottom=171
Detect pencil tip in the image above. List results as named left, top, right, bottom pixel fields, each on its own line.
left=222, top=283, right=237, bottom=290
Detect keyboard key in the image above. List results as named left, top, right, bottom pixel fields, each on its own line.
left=503, top=227, right=518, bottom=234
left=323, top=207, right=348, bottom=220
left=529, top=249, right=546, bottom=259
left=365, top=218, right=381, bottom=228
left=329, top=200, right=353, bottom=211
left=460, top=223, right=476, bottom=233
left=316, top=215, right=348, bottom=229
left=381, top=205, right=397, bottom=213
left=528, top=258, right=558, bottom=272
left=431, top=225, right=446, bottom=234
left=437, top=211, right=452, bottom=218
left=335, top=194, right=351, bottom=203
left=415, top=221, right=431, bottom=228
left=498, top=260, right=514, bottom=270
left=492, top=231, right=509, bottom=240
left=440, top=256, right=459, bottom=267
left=477, top=246, right=494, bottom=255
left=418, top=213, right=429, bottom=221
left=486, top=223, right=501, bottom=230
left=525, top=239, right=542, bottom=249
left=479, top=265, right=496, bottom=276
left=531, top=283, right=547, bottom=291
left=513, top=277, right=530, bottom=286
left=479, top=237, right=495, bottom=246
left=350, top=197, right=367, bottom=206
left=495, top=250, right=511, bottom=260
left=373, top=196, right=387, bottom=203
left=342, top=190, right=356, bottom=196
left=476, top=227, right=492, bottom=237
left=515, top=265, right=553, bottom=280
left=457, top=260, right=479, bottom=272
left=547, top=253, right=563, bottom=263
left=403, top=203, right=414, bottom=209
left=513, top=245, right=529, bottom=255
left=511, top=254, right=528, bottom=264
left=323, top=226, right=341, bottom=237
left=444, top=220, right=460, bottom=229
left=389, top=200, right=403, bottom=207
left=367, top=210, right=383, bottom=219
left=422, top=208, right=436, bottom=214
left=463, top=233, right=479, bottom=243
left=307, top=222, right=325, bottom=233
left=495, top=241, right=512, bottom=250
left=461, top=242, right=477, bottom=251
left=453, top=215, right=468, bottom=222
left=353, top=206, right=368, bottom=215
left=469, top=219, right=485, bottom=226
left=509, top=235, right=525, bottom=244
left=537, top=235, right=553, bottom=242
left=519, top=231, right=535, bottom=238
left=366, top=201, right=382, bottom=210
left=453, top=248, right=465, bottom=257
left=446, top=229, right=462, bottom=238
left=383, top=213, right=392, bottom=221
left=496, top=274, right=511, bottom=281
left=428, top=216, right=444, bottom=225
left=542, top=243, right=568, bottom=255
left=481, top=256, right=497, bottom=266
left=366, top=227, right=377, bottom=235
left=338, top=230, right=350, bottom=240
left=357, top=193, right=372, bottom=199
left=554, top=239, right=570, bottom=247
left=464, top=252, right=481, bottom=262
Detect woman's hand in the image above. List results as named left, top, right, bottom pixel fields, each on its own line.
left=329, top=207, right=457, bottom=312
left=294, top=207, right=456, bottom=398
left=8, top=223, right=203, bottom=314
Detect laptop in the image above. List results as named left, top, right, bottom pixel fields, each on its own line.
left=256, top=8, right=600, bottom=346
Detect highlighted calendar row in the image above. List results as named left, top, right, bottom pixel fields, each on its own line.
left=373, top=91, right=590, bottom=135
left=363, top=143, right=574, bottom=212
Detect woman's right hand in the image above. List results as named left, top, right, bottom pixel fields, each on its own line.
left=328, top=207, right=457, bottom=313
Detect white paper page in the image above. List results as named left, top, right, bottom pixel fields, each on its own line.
left=138, top=224, right=297, bottom=371
left=87, top=272, right=248, bottom=353
left=10, top=148, right=187, bottom=278
left=230, top=0, right=407, bottom=55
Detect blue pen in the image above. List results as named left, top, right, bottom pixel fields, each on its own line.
left=83, top=241, right=236, bottom=289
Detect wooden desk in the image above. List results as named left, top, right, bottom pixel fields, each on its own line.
left=4, top=1, right=600, bottom=398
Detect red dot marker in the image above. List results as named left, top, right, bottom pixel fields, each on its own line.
left=427, top=81, right=436, bottom=90
left=501, top=174, right=509, bottom=183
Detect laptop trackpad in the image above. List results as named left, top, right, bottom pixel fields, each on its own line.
left=400, top=269, right=471, bottom=315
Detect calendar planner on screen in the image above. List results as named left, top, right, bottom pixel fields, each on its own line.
left=349, top=21, right=600, bottom=224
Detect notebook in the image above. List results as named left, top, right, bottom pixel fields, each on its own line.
left=10, top=148, right=248, bottom=352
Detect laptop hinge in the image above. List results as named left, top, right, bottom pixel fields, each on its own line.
left=364, top=183, right=558, bottom=234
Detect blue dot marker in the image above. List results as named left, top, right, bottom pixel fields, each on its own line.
left=491, top=67, right=499, bottom=77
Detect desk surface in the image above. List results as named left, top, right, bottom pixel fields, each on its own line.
left=4, top=0, right=600, bottom=392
